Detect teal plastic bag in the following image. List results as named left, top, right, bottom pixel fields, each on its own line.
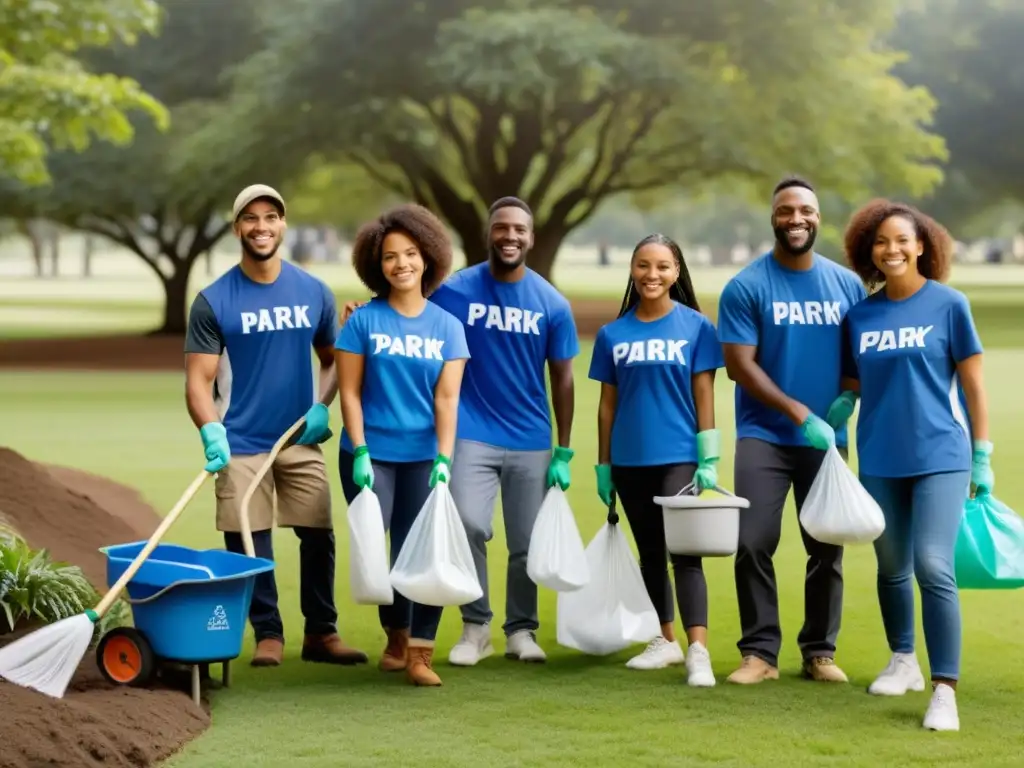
left=954, top=491, right=1024, bottom=590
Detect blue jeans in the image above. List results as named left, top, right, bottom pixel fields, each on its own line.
left=860, top=470, right=970, bottom=681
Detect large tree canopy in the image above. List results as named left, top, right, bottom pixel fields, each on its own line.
left=0, top=0, right=168, bottom=184
left=217, top=0, right=948, bottom=279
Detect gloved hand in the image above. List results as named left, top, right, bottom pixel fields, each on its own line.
left=826, top=390, right=858, bottom=431
left=595, top=463, right=615, bottom=507
left=429, top=454, right=451, bottom=489
left=694, top=429, right=720, bottom=492
left=971, top=440, right=994, bottom=495
left=352, top=444, right=374, bottom=490
left=547, top=446, right=574, bottom=490
left=200, top=422, right=230, bottom=473
left=295, top=403, right=332, bottom=445
left=801, top=413, right=836, bottom=451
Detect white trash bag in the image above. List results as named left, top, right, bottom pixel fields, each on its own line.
left=799, top=445, right=886, bottom=545
left=556, top=511, right=660, bottom=656
left=347, top=487, right=394, bottom=605
left=390, top=483, right=483, bottom=607
left=526, top=487, right=591, bottom=592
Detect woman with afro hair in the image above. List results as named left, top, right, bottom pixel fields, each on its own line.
left=334, top=203, right=470, bottom=687
left=830, top=199, right=994, bottom=732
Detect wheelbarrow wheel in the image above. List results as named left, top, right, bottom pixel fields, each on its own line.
left=96, top=627, right=156, bottom=687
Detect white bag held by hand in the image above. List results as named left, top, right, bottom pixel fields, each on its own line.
left=526, top=487, right=590, bottom=592
left=347, top=488, right=394, bottom=605
left=389, top=483, right=483, bottom=607
left=556, top=502, right=660, bottom=655
left=799, top=445, right=886, bottom=545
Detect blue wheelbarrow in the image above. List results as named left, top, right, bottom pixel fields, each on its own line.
left=96, top=541, right=275, bottom=707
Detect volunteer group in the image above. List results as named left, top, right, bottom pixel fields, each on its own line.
left=182, top=175, right=994, bottom=734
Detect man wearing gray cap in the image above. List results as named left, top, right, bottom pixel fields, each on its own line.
left=183, top=184, right=367, bottom=668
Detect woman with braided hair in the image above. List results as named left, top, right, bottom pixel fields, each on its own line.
left=587, top=233, right=724, bottom=685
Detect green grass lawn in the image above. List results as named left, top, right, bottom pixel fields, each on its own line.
left=3, top=336, right=1024, bottom=766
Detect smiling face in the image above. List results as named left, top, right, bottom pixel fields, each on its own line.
left=380, top=230, right=425, bottom=295
left=235, top=198, right=285, bottom=262
left=488, top=205, right=533, bottom=272
left=772, top=186, right=820, bottom=257
left=631, top=243, right=679, bottom=303
left=871, top=214, right=923, bottom=282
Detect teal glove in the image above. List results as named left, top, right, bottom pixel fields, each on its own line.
left=971, top=440, right=994, bottom=495
left=352, top=444, right=374, bottom=490
left=694, top=429, right=720, bottom=492
left=547, top=446, right=574, bottom=490
left=826, top=390, right=858, bottom=431
left=199, top=422, right=230, bottom=473
left=429, top=454, right=451, bottom=489
left=801, top=413, right=836, bottom=451
left=595, top=463, right=615, bottom=507
left=296, top=403, right=331, bottom=445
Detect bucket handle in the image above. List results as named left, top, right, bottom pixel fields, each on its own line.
left=674, top=482, right=740, bottom=498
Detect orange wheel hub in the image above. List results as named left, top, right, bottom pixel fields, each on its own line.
left=102, top=634, right=144, bottom=683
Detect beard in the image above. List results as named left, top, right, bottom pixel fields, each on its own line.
left=241, top=237, right=280, bottom=262
left=488, top=240, right=530, bottom=272
left=773, top=223, right=818, bottom=256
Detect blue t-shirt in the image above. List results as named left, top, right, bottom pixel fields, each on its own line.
left=717, top=252, right=867, bottom=448
left=184, top=261, right=338, bottom=456
left=335, top=298, right=470, bottom=463
left=841, top=280, right=983, bottom=478
left=429, top=263, right=580, bottom=451
left=588, top=303, right=725, bottom=467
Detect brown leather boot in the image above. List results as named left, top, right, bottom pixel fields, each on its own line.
left=406, top=641, right=442, bottom=687
left=379, top=628, right=409, bottom=672
left=251, top=638, right=284, bottom=667
left=301, top=633, right=369, bottom=665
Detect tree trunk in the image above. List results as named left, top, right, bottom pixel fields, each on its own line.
left=153, top=261, right=194, bottom=336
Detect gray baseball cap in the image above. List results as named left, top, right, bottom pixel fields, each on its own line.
left=232, top=184, right=286, bottom=221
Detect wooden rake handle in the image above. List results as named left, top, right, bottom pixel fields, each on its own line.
left=238, top=416, right=308, bottom=557
left=94, top=469, right=211, bottom=618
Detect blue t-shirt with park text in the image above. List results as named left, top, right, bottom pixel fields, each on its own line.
left=429, top=263, right=580, bottom=451
left=716, top=252, right=867, bottom=448
left=335, top=297, right=470, bottom=463
left=842, top=280, right=983, bottom=478
left=588, top=303, right=725, bottom=467
left=184, top=261, right=339, bottom=456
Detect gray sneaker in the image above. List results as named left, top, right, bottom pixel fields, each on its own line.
left=447, top=623, right=494, bottom=666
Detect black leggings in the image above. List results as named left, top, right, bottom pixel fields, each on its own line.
left=611, top=463, right=709, bottom=630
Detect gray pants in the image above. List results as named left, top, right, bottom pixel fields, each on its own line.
left=733, top=437, right=845, bottom=668
left=450, top=438, right=551, bottom=636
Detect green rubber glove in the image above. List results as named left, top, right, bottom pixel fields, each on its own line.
left=429, top=454, right=451, bottom=489
left=694, top=429, right=720, bottom=492
left=971, top=440, right=994, bottom=495
left=801, top=413, right=836, bottom=451
left=825, top=390, right=858, bottom=431
left=352, top=444, right=374, bottom=490
left=199, top=422, right=230, bottom=473
left=547, top=446, right=574, bottom=490
left=595, top=463, right=615, bottom=507
left=296, top=403, right=332, bottom=445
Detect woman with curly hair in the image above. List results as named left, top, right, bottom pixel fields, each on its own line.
left=832, top=199, right=994, bottom=731
left=334, top=203, right=470, bottom=687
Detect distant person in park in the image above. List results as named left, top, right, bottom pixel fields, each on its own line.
left=335, top=204, right=470, bottom=687
left=716, top=175, right=867, bottom=685
left=836, top=200, right=993, bottom=732
left=183, top=184, right=367, bottom=669
left=588, top=233, right=723, bottom=687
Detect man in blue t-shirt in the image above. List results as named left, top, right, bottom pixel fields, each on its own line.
left=716, top=176, right=867, bottom=686
left=184, top=184, right=367, bottom=669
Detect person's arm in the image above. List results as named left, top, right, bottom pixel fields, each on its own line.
left=184, top=293, right=224, bottom=429
left=693, top=371, right=716, bottom=432
left=336, top=351, right=366, bottom=446
left=722, top=344, right=810, bottom=426
left=313, top=282, right=340, bottom=407
left=434, top=359, right=468, bottom=457
left=548, top=359, right=574, bottom=448
left=597, top=384, right=617, bottom=464
left=950, top=296, right=989, bottom=444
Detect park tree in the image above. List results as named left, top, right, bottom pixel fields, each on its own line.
left=0, top=0, right=168, bottom=185
left=220, top=0, right=949, bottom=281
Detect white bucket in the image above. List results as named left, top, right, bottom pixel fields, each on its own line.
left=653, top=484, right=750, bottom=557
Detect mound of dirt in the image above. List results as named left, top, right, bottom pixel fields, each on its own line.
left=0, top=448, right=160, bottom=587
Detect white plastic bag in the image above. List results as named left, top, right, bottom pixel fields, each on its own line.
left=389, top=483, right=483, bottom=607
left=347, top=488, right=394, bottom=605
left=526, top=487, right=591, bottom=592
left=799, top=445, right=886, bottom=545
left=556, top=521, right=661, bottom=655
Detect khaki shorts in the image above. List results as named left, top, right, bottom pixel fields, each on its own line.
left=213, top=444, right=332, bottom=533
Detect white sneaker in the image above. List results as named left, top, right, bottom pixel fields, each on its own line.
left=505, top=630, right=547, bottom=663
left=868, top=652, right=926, bottom=696
left=923, top=683, right=960, bottom=732
left=625, top=636, right=685, bottom=670
left=447, top=623, right=494, bottom=666
left=685, top=642, right=716, bottom=687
